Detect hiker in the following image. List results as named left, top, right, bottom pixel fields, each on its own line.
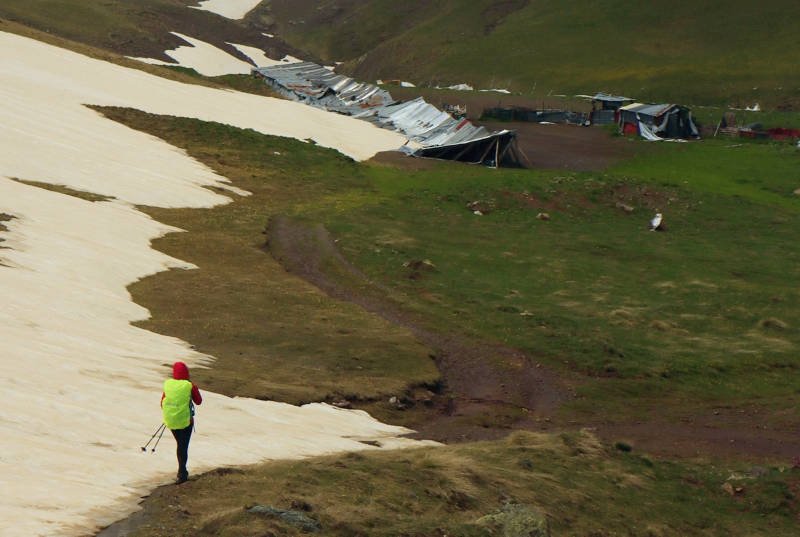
left=161, top=361, right=202, bottom=484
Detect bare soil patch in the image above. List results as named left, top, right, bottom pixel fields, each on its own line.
left=610, top=181, right=678, bottom=211
left=371, top=122, right=647, bottom=172
left=478, top=121, right=646, bottom=171
left=592, top=406, right=800, bottom=461
left=501, top=189, right=595, bottom=213
left=369, top=150, right=442, bottom=171
left=386, top=86, right=592, bottom=120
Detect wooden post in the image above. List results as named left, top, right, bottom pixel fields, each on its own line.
left=476, top=139, right=496, bottom=164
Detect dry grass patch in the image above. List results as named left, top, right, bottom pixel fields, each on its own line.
left=122, top=429, right=800, bottom=537
left=648, top=320, right=690, bottom=336
left=0, top=213, right=14, bottom=258
left=10, top=178, right=113, bottom=202
left=687, top=279, right=719, bottom=289
left=654, top=281, right=677, bottom=289
left=746, top=331, right=794, bottom=351
left=0, top=213, right=13, bottom=231
left=758, top=317, right=789, bottom=331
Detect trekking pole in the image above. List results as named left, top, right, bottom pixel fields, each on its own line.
left=151, top=424, right=167, bottom=453
left=141, top=423, right=165, bottom=452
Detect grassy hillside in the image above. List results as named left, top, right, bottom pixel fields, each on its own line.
left=311, top=140, right=800, bottom=428
left=6, top=0, right=799, bottom=108
left=251, top=0, right=800, bottom=108
left=0, top=0, right=297, bottom=65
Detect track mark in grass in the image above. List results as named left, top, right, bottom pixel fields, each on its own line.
left=10, top=178, right=113, bottom=202
left=0, top=213, right=15, bottom=264
left=746, top=331, right=793, bottom=351
left=0, top=213, right=13, bottom=236
left=758, top=317, right=789, bottom=331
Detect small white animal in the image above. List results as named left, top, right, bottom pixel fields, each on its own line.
left=649, top=213, right=663, bottom=231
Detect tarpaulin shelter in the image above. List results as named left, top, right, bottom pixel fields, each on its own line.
left=253, top=63, right=519, bottom=166
left=619, top=102, right=699, bottom=140
left=411, top=129, right=519, bottom=167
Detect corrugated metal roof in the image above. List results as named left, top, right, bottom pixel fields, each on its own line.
left=254, top=62, right=395, bottom=113
left=619, top=102, right=675, bottom=117
left=252, top=63, right=512, bottom=154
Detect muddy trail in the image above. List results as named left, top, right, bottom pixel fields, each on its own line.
left=266, top=215, right=800, bottom=460
left=265, top=216, right=572, bottom=443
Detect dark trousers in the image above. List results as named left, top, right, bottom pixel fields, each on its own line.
left=171, top=424, right=193, bottom=479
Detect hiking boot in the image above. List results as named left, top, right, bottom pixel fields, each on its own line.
left=176, top=473, right=188, bottom=484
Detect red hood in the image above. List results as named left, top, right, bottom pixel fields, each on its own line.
left=172, top=361, right=190, bottom=380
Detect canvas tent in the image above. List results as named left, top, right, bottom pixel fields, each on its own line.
left=619, top=102, right=699, bottom=140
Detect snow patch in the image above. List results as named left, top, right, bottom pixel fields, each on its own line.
left=228, top=42, right=283, bottom=67
left=0, top=29, right=416, bottom=537
left=163, top=32, right=253, bottom=77
left=188, top=0, right=263, bottom=20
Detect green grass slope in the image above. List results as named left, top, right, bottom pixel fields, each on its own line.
left=252, top=0, right=800, bottom=108
left=7, top=1, right=799, bottom=108
left=313, top=140, right=800, bottom=425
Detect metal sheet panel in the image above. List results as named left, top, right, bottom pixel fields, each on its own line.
left=252, top=63, right=514, bottom=157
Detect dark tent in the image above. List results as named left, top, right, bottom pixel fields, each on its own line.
left=411, top=130, right=521, bottom=167
left=619, top=103, right=699, bottom=139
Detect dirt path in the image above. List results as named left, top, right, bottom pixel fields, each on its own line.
left=266, top=216, right=572, bottom=443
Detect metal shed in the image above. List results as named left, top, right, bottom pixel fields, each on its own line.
left=590, top=93, right=633, bottom=125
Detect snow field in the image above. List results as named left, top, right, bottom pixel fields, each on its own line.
left=0, top=31, right=423, bottom=537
